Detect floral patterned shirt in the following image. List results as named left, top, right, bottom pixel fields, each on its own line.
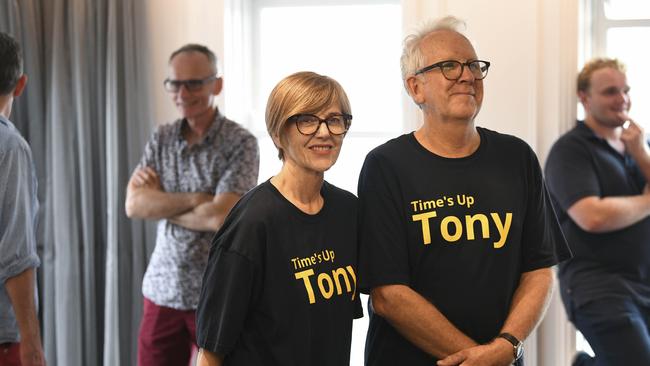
left=139, top=112, right=259, bottom=309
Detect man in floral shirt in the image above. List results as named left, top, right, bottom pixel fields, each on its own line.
left=125, top=44, right=259, bottom=366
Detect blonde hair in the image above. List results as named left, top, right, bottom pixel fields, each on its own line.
left=400, top=15, right=467, bottom=84
left=265, top=71, right=351, bottom=160
left=577, top=58, right=626, bottom=93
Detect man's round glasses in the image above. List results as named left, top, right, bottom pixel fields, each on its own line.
left=163, top=75, right=217, bottom=92
left=288, top=113, right=352, bottom=136
left=414, top=60, right=490, bottom=81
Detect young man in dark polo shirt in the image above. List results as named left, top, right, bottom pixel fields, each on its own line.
left=546, top=58, right=650, bottom=365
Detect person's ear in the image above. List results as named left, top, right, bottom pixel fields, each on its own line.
left=271, top=132, right=286, bottom=160
left=13, top=74, right=27, bottom=97
left=577, top=90, right=589, bottom=108
left=406, top=76, right=425, bottom=105
left=212, top=77, right=223, bottom=96
left=271, top=131, right=283, bottom=150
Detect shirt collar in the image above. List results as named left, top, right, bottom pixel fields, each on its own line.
left=575, top=120, right=605, bottom=142
left=576, top=120, right=629, bottom=159
left=177, top=108, right=224, bottom=146
left=0, top=114, right=9, bottom=128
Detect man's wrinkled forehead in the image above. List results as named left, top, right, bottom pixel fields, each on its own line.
left=420, top=29, right=478, bottom=60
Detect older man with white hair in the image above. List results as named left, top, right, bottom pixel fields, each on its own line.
left=357, top=16, right=570, bottom=366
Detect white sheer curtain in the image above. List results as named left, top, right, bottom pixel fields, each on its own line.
left=0, top=1, right=155, bottom=365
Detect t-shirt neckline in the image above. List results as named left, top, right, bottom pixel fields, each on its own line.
left=407, top=127, right=486, bottom=163
left=265, top=179, right=329, bottom=221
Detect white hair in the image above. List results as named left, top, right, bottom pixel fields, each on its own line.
left=400, top=16, right=468, bottom=85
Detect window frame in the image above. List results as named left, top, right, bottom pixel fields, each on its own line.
left=590, top=0, right=650, bottom=56
left=226, top=0, right=407, bottom=190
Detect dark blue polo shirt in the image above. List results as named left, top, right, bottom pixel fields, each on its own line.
left=545, top=121, right=650, bottom=309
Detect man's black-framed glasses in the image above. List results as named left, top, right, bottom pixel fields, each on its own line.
left=163, top=74, right=218, bottom=92
left=414, top=60, right=491, bottom=81
left=288, top=113, right=352, bottom=136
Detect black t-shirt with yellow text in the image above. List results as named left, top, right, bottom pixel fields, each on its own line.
left=358, top=128, right=570, bottom=365
left=196, top=180, right=362, bottom=366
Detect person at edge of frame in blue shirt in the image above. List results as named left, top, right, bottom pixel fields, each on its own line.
left=0, top=31, right=46, bottom=366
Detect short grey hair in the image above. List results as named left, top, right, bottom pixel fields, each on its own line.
left=169, top=43, right=218, bottom=75
left=400, top=16, right=467, bottom=85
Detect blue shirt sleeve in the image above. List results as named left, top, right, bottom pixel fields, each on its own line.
left=0, top=133, right=40, bottom=284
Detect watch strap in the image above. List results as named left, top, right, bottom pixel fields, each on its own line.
left=498, top=332, right=520, bottom=347
left=497, top=332, right=523, bottom=360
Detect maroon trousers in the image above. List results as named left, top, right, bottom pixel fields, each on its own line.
left=0, top=342, right=20, bottom=366
left=137, top=297, right=197, bottom=366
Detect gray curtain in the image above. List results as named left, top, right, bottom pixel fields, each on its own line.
left=0, top=1, right=155, bottom=365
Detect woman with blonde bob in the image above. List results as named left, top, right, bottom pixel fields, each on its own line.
left=195, top=71, right=362, bottom=366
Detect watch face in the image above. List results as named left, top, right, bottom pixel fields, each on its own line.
left=515, top=344, right=524, bottom=360
left=499, top=333, right=524, bottom=360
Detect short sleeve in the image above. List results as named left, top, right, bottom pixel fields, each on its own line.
left=521, top=148, right=571, bottom=272
left=196, top=201, right=264, bottom=355
left=0, top=142, right=40, bottom=284
left=137, top=130, right=161, bottom=172
left=545, top=138, right=600, bottom=211
left=357, top=151, right=410, bottom=293
left=196, top=246, right=260, bottom=355
left=215, top=134, right=259, bottom=196
left=353, top=295, right=363, bottom=319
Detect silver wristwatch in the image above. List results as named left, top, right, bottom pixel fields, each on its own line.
left=497, top=332, right=523, bottom=361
